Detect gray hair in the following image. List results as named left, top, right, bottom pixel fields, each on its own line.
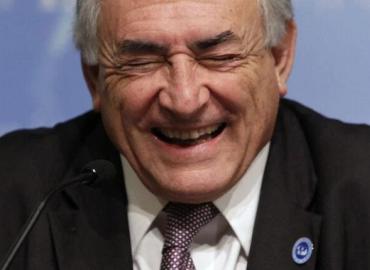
left=73, top=0, right=293, bottom=65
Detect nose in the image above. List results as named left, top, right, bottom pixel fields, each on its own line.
left=158, top=54, right=210, bottom=118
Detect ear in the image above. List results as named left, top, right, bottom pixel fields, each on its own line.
left=271, top=20, right=297, bottom=97
left=81, top=58, right=102, bottom=112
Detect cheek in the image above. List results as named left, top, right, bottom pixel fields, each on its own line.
left=237, top=57, right=280, bottom=115
left=101, top=73, right=159, bottom=125
left=206, top=69, right=263, bottom=116
left=206, top=57, right=280, bottom=133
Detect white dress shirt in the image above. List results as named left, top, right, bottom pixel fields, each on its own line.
left=121, top=143, right=270, bottom=270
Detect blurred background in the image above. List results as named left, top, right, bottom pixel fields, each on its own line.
left=0, top=0, right=369, bottom=136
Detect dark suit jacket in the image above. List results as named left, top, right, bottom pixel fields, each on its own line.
left=1, top=99, right=370, bottom=270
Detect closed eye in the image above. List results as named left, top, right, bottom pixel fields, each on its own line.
left=125, top=59, right=162, bottom=67
left=116, top=58, right=165, bottom=73
left=198, top=54, right=244, bottom=69
left=202, top=54, right=241, bottom=62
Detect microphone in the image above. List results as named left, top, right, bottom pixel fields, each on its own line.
left=0, top=160, right=116, bottom=270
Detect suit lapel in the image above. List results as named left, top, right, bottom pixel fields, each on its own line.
left=248, top=105, right=322, bottom=270
left=47, top=119, right=133, bottom=270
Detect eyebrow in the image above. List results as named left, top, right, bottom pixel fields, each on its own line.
left=118, top=40, right=169, bottom=55
left=117, top=30, right=238, bottom=56
left=191, top=30, right=239, bottom=51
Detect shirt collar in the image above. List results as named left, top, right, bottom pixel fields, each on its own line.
left=214, top=143, right=269, bottom=256
left=121, top=156, right=166, bottom=254
left=122, top=142, right=270, bottom=256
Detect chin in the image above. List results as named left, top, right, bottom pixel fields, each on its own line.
left=148, top=172, right=237, bottom=203
left=159, top=189, right=222, bottom=204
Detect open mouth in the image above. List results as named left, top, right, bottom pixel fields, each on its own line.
left=151, top=123, right=227, bottom=147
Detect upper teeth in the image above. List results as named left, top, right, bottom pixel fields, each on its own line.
left=160, top=124, right=220, bottom=140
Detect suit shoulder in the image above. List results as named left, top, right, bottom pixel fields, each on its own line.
left=281, top=98, right=370, bottom=149
left=0, top=111, right=99, bottom=164
left=281, top=99, right=370, bottom=186
left=0, top=111, right=100, bottom=201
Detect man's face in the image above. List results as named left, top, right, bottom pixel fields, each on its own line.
left=85, top=0, right=294, bottom=203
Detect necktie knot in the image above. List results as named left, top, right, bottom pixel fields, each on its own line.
left=163, top=202, right=218, bottom=248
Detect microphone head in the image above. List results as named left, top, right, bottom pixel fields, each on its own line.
left=81, top=160, right=116, bottom=185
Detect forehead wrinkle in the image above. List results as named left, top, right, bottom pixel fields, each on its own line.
left=100, top=0, right=263, bottom=56
left=110, top=0, right=226, bottom=27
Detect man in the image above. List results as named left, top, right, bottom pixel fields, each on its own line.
left=1, top=0, right=370, bottom=269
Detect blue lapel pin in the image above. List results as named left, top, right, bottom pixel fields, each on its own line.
left=292, top=237, right=314, bottom=264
